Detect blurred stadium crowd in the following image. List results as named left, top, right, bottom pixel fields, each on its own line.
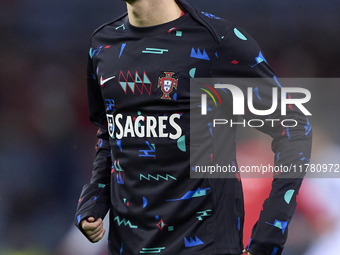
left=0, top=0, right=340, bottom=254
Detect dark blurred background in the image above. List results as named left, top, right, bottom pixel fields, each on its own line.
left=1, top=0, right=340, bottom=254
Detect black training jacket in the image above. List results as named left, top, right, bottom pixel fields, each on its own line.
left=75, top=1, right=312, bottom=254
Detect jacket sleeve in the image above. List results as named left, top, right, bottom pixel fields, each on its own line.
left=211, top=26, right=312, bottom=255
left=74, top=49, right=112, bottom=241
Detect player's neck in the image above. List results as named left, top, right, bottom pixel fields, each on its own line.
left=126, top=0, right=183, bottom=27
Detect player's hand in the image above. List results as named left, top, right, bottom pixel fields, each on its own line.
left=81, top=217, right=105, bottom=242
left=242, top=249, right=254, bottom=255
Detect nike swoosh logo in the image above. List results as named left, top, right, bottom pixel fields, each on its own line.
left=100, top=76, right=115, bottom=86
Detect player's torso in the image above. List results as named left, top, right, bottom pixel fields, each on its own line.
left=90, top=17, right=236, bottom=255
left=90, top=17, right=219, bottom=169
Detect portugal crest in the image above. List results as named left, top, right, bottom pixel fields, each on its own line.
left=158, top=71, right=178, bottom=100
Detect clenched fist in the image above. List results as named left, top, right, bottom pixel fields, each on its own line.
left=81, top=217, right=105, bottom=242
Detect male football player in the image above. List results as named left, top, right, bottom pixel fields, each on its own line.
left=75, top=0, right=312, bottom=254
